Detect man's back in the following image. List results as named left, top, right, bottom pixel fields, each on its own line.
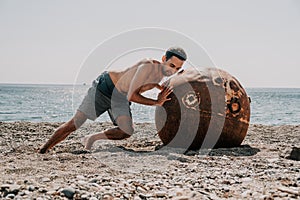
left=109, top=59, right=163, bottom=95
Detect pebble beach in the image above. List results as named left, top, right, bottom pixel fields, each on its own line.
left=0, top=121, right=299, bottom=199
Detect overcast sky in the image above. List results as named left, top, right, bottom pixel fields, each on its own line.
left=0, top=0, right=299, bottom=88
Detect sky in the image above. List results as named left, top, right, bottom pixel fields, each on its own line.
left=0, top=0, right=299, bottom=88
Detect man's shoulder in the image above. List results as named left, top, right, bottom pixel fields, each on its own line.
left=139, top=58, right=161, bottom=65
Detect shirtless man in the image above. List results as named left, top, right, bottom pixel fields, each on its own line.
left=38, top=47, right=187, bottom=153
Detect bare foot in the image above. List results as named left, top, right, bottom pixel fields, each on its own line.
left=82, top=135, right=95, bottom=150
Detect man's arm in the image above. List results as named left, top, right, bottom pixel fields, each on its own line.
left=127, top=64, right=172, bottom=106
left=139, top=83, right=163, bottom=93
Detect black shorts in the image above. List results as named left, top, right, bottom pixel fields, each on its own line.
left=78, top=71, right=132, bottom=124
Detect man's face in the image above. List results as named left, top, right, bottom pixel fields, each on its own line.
left=162, top=55, right=184, bottom=76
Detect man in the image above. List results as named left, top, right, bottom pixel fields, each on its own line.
left=39, top=47, right=187, bottom=153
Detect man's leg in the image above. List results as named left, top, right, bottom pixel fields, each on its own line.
left=83, top=115, right=133, bottom=150
left=38, top=111, right=87, bottom=153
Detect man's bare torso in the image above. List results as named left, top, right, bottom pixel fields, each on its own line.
left=109, top=59, right=163, bottom=94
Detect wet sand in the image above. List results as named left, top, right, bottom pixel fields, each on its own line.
left=0, top=121, right=299, bottom=199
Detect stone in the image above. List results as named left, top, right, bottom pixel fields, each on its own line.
left=173, top=196, right=190, bottom=200
left=38, top=188, right=48, bottom=193
left=241, top=177, right=252, bottom=183
left=76, top=175, right=86, bottom=180
left=6, top=193, right=15, bottom=199
left=46, top=190, right=58, bottom=195
left=89, top=178, right=100, bottom=183
left=277, top=186, right=300, bottom=196
left=61, top=187, right=76, bottom=198
left=8, top=184, right=21, bottom=195
left=222, top=186, right=230, bottom=192
left=19, top=191, right=25, bottom=196
left=136, top=186, right=147, bottom=193
left=90, top=183, right=101, bottom=188
left=77, top=180, right=87, bottom=185
left=288, top=147, right=300, bottom=161
left=109, top=181, right=117, bottom=187
left=0, top=184, right=10, bottom=190
left=103, top=194, right=114, bottom=200
left=42, top=177, right=51, bottom=182
left=241, top=191, right=249, bottom=198
left=80, top=194, right=89, bottom=199
left=27, top=185, right=35, bottom=191
left=155, top=191, right=167, bottom=198
left=139, top=193, right=152, bottom=199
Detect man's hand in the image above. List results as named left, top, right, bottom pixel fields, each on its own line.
left=156, top=86, right=173, bottom=106
left=38, top=146, right=48, bottom=154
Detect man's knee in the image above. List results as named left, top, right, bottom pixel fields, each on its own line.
left=118, top=125, right=134, bottom=137
left=116, top=116, right=134, bottom=136
left=118, top=130, right=131, bottom=139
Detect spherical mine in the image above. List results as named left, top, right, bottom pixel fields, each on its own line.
left=155, top=68, right=251, bottom=150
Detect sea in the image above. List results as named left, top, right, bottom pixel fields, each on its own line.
left=0, top=84, right=299, bottom=126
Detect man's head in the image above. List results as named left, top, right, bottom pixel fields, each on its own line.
left=162, top=47, right=187, bottom=76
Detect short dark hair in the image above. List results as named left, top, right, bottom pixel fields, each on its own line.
left=165, top=47, right=187, bottom=61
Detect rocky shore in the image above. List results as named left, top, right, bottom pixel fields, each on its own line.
left=0, top=121, right=299, bottom=199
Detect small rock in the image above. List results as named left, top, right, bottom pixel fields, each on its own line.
left=77, top=180, right=87, bottom=185
left=241, top=177, right=252, bottom=183
left=52, top=184, right=61, bottom=191
left=123, top=193, right=131, bottom=199
left=81, top=194, right=89, bottom=199
left=38, top=188, right=48, bottom=193
left=88, top=178, right=99, bottom=183
left=223, top=186, right=230, bottom=192
left=9, top=184, right=21, bottom=195
left=90, top=183, right=100, bottom=188
left=6, top=193, right=15, bottom=199
left=0, top=184, right=10, bottom=190
left=133, top=196, right=142, bottom=200
left=28, top=185, right=35, bottom=191
left=259, top=195, right=270, bottom=199
left=42, top=177, right=51, bottom=182
left=19, top=191, right=25, bottom=196
left=173, top=196, right=190, bottom=200
left=16, top=180, right=23, bottom=185
left=109, top=181, right=117, bottom=187
left=61, top=187, right=76, bottom=198
left=209, top=193, right=220, bottom=199
left=289, top=147, right=300, bottom=161
left=241, top=191, right=249, bottom=198
left=46, top=190, right=58, bottom=195
left=76, top=175, right=86, bottom=180
left=278, top=192, right=288, bottom=197
left=277, top=186, right=300, bottom=196
left=6, top=180, right=13, bottom=184
left=136, top=186, right=147, bottom=193
left=103, top=194, right=114, bottom=200
left=155, top=191, right=167, bottom=197
left=139, top=193, right=152, bottom=199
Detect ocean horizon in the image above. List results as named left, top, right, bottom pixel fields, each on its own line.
left=0, top=83, right=299, bottom=126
